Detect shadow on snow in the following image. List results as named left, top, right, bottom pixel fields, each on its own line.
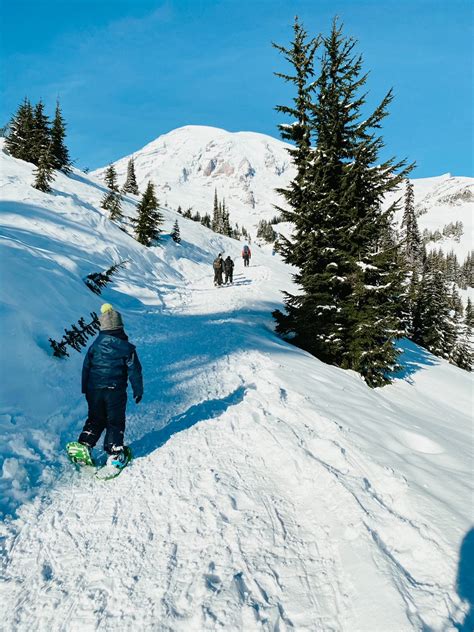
left=130, top=385, right=247, bottom=458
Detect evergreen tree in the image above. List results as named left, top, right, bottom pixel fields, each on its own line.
left=32, top=100, right=51, bottom=164
left=401, top=180, right=423, bottom=273
left=122, top=157, right=139, bottom=195
left=221, top=200, right=231, bottom=236
left=104, top=164, right=119, bottom=192
left=413, top=259, right=456, bottom=359
left=273, top=18, right=411, bottom=386
left=257, top=220, right=277, bottom=243
left=132, top=181, right=163, bottom=246
left=272, top=17, right=319, bottom=267
left=101, top=164, right=123, bottom=220
left=200, top=213, right=211, bottom=228
left=5, top=98, right=35, bottom=163
left=50, top=100, right=72, bottom=173
left=171, top=219, right=181, bottom=243
left=450, top=299, right=473, bottom=372
left=211, top=190, right=221, bottom=232
left=465, top=298, right=474, bottom=328
left=33, top=146, right=55, bottom=193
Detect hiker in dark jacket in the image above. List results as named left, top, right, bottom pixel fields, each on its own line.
left=224, top=256, right=234, bottom=284
left=242, top=244, right=251, bottom=267
left=213, top=253, right=224, bottom=286
left=78, top=303, right=143, bottom=465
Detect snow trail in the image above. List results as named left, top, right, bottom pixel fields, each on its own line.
left=2, top=255, right=472, bottom=631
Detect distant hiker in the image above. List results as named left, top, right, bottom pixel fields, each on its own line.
left=213, top=253, right=224, bottom=286
left=78, top=303, right=143, bottom=468
left=224, top=256, right=234, bottom=284
left=242, top=244, right=251, bottom=267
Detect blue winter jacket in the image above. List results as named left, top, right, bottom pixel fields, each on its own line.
left=82, top=329, right=143, bottom=398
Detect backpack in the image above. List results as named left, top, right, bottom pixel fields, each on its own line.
left=213, top=258, right=222, bottom=270
left=243, top=245, right=250, bottom=256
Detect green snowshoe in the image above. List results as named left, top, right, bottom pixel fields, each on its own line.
left=66, top=441, right=94, bottom=467
left=96, top=446, right=133, bottom=481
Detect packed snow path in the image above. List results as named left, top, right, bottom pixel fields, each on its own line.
left=1, top=259, right=472, bottom=632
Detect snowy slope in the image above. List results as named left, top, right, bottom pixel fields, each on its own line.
left=93, top=126, right=474, bottom=260
left=389, top=174, right=474, bottom=260
left=1, top=143, right=473, bottom=631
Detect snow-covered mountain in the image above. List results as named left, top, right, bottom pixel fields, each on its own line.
left=94, top=126, right=474, bottom=260
left=93, top=125, right=295, bottom=233
left=1, top=141, right=473, bottom=631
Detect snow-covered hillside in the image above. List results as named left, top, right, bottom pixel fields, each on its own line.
left=93, top=126, right=474, bottom=259
left=1, top=142, right=473, bottom=631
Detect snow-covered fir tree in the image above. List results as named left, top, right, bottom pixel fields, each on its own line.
left=171, top=219, right=181, bottom=243
left=450, top=298, right=473, bottom=371
left=257, top=220, right=277, bottom=243
left=5, top=98, right=35, bottom=163
left=200, top=213, right=211, bottom=228
left=33, top=146, right=55, bottom=193
left=50, top=100, right=72, bottom=173
left=401, top=180, right=423, bottom=272
left=221, top=200, right=231, bottom=236
left=132, top=181, right=163, bottom=246
left=413, top=257, right=456, bottom=360
left=211, top=189, right=221, bottom=233
left=101, top=164, right=123, bottom=221
left=272, top=17, right=318, bottom=268
left=273, top=18, right=410, bottom=387
left=122, top=157, right=139, bottom=195
left=32, top=100, right=51, bottom=165
left=465, top=298, right=474, bottom=328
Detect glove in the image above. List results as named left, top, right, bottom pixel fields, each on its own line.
left=134, top=395, right=142, bottom=404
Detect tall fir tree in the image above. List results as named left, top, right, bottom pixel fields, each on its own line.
left=449, top=295, right=472, bottom=371
left=122, top=157, right=139, bottom=195
left=211, top=189, right=221, bottom=232
left=273, top=18, right=411, bottom=386
left=5, top=98, right=35, bottom=163
left=413, top=258, right=456, bottom=360
left=201, top=213, right=211, bottom=228
left=101, top=164, right=123, bottom=220
left=272, top=17, right=319, bottom=268
left=51, top=100, right=72, bottom=173
left=32, top=100, right=52, bottom=166
left=465, top=298, right=474, bottom=328
left=171, top=219, right=181, bottom=243
left=33, top=146, right=55, bottom=193
left=132, top=181, right=163, bottom=246
left=401, top=180, right=423, bottom=272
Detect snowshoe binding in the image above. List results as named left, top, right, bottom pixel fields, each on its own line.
left=96, top=446, right=132, bottom=480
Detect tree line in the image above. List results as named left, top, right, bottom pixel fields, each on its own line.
left=272, top=18, right=471, bottom=387
left=399, top=181, right=472, bottom=370
left=4, top=98, right=72, bottom=192
left=176, top=189, right=250, bottom=242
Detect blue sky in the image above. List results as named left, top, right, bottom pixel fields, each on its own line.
left=1, top=0, right=473, bottom=176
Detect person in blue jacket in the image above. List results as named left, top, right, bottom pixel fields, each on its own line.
left=78, top=303, right=143, bottom=467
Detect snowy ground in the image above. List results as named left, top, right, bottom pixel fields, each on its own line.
left=0, top=143, right=473, bottom=631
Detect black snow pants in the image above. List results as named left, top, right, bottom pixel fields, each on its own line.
left=79, top=388, right=127, bottom=453
left=214, top=269, right=223, bottom=285
left=243, top=255, right=250, bottom=267
left=224, top=269, right=233, bottom=284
